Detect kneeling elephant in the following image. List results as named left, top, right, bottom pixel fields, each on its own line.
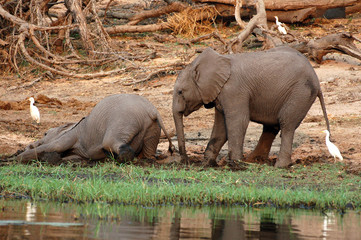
left=17, top=94, right=174, bottom=163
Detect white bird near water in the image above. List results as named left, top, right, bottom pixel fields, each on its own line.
left=29, top=97, right=40, bottom=124
left=322, top=130, right=343, bottom=162
left=275, top=16, right=287, bottom=35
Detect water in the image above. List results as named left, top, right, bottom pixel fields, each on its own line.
left=0, top=200, right=360, bottom=240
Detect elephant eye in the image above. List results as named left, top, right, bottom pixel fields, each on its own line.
left=195, top=70, right=200, bottom=80
left=177, top=90, right=182, bottom=95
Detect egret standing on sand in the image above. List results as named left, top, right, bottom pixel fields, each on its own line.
left=322, top=130, right=343, bottom=162
left=275, top=16, right=287, bottom=35
left=29, top=97, right=40, bottom=124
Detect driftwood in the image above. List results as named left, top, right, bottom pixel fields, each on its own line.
left=294, top=33, right=361, bottom=63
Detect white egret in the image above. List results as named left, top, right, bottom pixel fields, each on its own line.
left=29, top=97, right=40, bottom=124
left=322, top=130, right=343, bottom=162
left=275, top=16, right=287, bottom=35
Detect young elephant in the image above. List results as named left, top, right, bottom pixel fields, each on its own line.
left=17, top=94, right=174, bottom=163
left=173, top=46, right=330, bottom=168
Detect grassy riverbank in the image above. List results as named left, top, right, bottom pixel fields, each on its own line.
left=0, top=162, right=360, bottom=209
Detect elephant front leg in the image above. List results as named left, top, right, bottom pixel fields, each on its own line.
left=225, top=111, right=249, bottom=167
left=247, top=125, right=279, bottom=161
left=204, top=109, right=227, bottom=167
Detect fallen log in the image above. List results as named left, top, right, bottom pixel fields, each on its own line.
left=128, top=1, right=187, bottom=25
left=105, top=22, right=170, bottom=34
left=214, top=4, right=317, bottom=23
left=194, top=0, right=359, bottom=11
left=346, top=2, right=361, bottom=14
left=266, top=7, right=316, bottom=23
left=301, top=33, right=361, bottom=64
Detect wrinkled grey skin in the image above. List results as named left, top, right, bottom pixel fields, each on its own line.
left=173, top=46, right=330, bottom=168
left=18, top=94, right=174, bottom=163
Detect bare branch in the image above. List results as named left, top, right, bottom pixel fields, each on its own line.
left=234, top=0, right=245, bottom=29
left=18, top=33, right=126, bottom=79
left=227, top=0, right=267, bottom=53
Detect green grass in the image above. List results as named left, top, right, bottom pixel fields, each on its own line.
left=0, top=162, right=360, bottom=210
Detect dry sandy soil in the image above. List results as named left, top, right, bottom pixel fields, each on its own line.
left=0, top=14, right=360, bottom=172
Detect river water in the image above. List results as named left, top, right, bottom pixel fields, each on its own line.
left=0, top=200, right=360, bottom=239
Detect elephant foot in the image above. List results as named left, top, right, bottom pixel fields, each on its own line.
left=143, top=157, right=157, bottom=166
left=181, top=155, right=190, bottom=165
left=226, top=159, right=248, bottom=171
left=118, top=144, right=135, bottom=163
left=203, top=159, right=218, bottom=167
left=246, top=154, right=268, bottom=163
left=156, top=153, right=182, bottom=164
left=274, top=159, right=292, bottom=168
left=38, top=152, right=62, bottom=165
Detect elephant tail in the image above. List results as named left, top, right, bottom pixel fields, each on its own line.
left=156, top=112, right=175, bottom=155
left=318, top=90, right=331, bottom=135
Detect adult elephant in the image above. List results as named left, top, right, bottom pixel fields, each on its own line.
left=17, top=94, right=174, bottom=163
left=172, top=46, right=330, bottom=168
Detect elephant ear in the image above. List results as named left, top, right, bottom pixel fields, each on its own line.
left=193, top=48, right=231, bottom=104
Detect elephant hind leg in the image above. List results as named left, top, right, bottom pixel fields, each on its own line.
left=275, top=128, right=294, bottom=168
left=247, top=125, right=279, bottom=161
left=276, top=109, right=304, bottom=168
left=275, top=92, right=315, bottom=168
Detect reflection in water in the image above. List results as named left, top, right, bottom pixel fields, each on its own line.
left=0, top=200, right=360, bottom=240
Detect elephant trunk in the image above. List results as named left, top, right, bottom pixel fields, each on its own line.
left=173, top=111, right=189, bottom=164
